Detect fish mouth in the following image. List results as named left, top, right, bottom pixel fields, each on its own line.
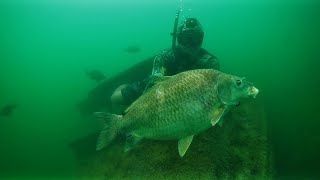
left=248, top=86, right=259, bottom=98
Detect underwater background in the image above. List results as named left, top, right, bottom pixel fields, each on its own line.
left=0, top=0, right=319, bottom=179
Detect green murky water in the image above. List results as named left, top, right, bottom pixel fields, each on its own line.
left=0, top=0, right=319, bottom=179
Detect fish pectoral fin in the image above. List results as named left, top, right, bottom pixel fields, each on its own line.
left=178, top=135, right=194, bottom=157
left=211, top=107, right=226, bottom=126
left=124, top=134, right=142, bottom=152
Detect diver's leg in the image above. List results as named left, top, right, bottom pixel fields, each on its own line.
left=111, top=84, right=129, bottom=105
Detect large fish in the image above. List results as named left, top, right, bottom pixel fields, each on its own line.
left=95, top=69, right=259, bottom=157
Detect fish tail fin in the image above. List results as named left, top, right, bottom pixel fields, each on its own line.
left=94, top=112, right=122, bottom=151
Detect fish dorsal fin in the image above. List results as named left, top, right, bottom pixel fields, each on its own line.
left=178, top=135, right=194, bottom=157
left=211, top=106, right=226, bottom=126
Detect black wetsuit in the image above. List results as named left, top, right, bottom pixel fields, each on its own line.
left=121, top=46, right=220, bottom=105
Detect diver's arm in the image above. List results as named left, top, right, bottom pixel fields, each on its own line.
left=151, top=49, right=174, bottom=77
left=199, top=49, right=220, bottom=70
left=206, top=55, right=220, bottom=70
left=151, top=53, right=166, bottom=77
left=142, top=51, right=169, bottom=92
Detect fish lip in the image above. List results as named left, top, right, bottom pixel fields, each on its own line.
left=249, top=87, right=259, bottom=98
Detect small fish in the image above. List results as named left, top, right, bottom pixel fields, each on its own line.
left=0, top=104, right=18, bottom=117
left=123, top=45, right=141, bottom=54
left=95, top=69, right=259, bottom=157
left=86, top=69, right=106, bottom=83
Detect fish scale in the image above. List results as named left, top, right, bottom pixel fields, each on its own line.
left=95, top=69, right=259, bottom=157
left=123, top=70, right=219, bottom=139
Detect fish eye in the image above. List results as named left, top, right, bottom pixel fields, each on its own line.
left=236, top=79, right=242, bottom=86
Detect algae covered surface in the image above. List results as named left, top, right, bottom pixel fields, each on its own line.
left=76, top=99, right=273, bottom=179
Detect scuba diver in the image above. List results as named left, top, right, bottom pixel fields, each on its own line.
left=72, top=13, right=222, bottom=155
left=111, top=15, right=220, bottom=107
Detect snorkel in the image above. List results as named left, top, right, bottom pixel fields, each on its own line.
left=171, top=10, right=181, bottom=50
